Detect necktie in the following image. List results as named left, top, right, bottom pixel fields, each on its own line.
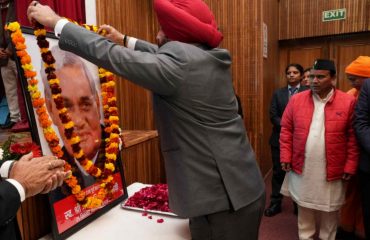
left=289, top=88, right=297, bottom=98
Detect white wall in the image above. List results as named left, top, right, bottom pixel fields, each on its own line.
left=85, top=0, right=97, bottom=25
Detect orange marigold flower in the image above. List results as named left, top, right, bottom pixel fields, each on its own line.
left=24, top=70, right=37, bottom=78
left=21, top=55, right=31, bottom=65
left=32, top=98, right=45, bottom=108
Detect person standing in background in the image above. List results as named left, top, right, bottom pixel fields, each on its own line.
left=264, top=63, right=308, bottom=217
left=280, top=59, right=358, bottom=240
left=301, top=68, right=311, bottom=87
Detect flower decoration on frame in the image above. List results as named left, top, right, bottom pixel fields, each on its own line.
left=6, top=20, right=122, bottom=209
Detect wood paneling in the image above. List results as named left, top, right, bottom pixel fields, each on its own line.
left=122, top=133, right=165, bottom=185
left=332, top=35, right=370, bottom=91
left=279, top=0, right=370, bottom=40
left=279, top=33, right=370, bottom=91
left=261, top=0, right=280, bottom=175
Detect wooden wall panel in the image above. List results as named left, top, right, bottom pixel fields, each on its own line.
left=332, top=34, right=370, bottom=91
left=204, top=0, right=265, bottom=170
left=279, top=45, right=324, bottom=86
left=122, top=136, right=165, bottom=185
left=279, top=0, right=370, bottom=40
left=261, top=0, right=280, bottom=175
left=96, top=0, right=157, bottom=130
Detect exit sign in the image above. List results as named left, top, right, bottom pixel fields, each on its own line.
left=322, top=8, right=346, bottom=22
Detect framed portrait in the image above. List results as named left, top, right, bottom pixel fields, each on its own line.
left=15, top=27, right=128, bottom=240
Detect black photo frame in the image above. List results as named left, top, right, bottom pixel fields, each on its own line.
left=13, top=26, right=128, bottom=240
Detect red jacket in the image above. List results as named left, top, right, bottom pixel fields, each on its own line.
left=280, top=89, right=359, bottom=181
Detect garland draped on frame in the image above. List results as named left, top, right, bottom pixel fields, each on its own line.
left=6, top=20, right=121, bottom=209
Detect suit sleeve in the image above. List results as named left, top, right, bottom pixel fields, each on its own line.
left=59, top=23, right=188, bottom=96
left=135, top=39, right=159, bottom=53
left=354, top=81, right=370, bottom=154
left=344, top=98, right=359, bottom=174
left=270, top=90, right=280, bottom=127
left=0, top=181, right=21, bottom=226
left=279, top=97, right=294, bottom=164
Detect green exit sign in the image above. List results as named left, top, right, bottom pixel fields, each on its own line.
left=322, top=8, right=346, bottom=22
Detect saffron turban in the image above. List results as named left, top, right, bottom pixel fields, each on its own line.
left=153, top=0, right=223, bottom=48
left=345, top=56, right=370, bottom=78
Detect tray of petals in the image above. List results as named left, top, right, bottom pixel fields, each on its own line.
left=121, top=182, right=178, bottom=217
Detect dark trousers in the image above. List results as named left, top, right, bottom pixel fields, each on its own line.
left=270, top=145, right=285, bottom=205
left=359, top=170, right=370, bottom=239
left=189, top=193, right=265, bottom=240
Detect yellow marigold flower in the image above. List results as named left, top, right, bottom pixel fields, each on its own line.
left=59, top=108, right=67, bottom=114
left=52, top=93, right=61, bottom=99
left=82, top=197, right=92, bottom=208
left=43, top=127, right=54, bottom=133
left=105, top=72, right=113, bottom=77
left=108, top=97, right=117, bottom=102
left=31, top=91, right=41, bottom=99
left=108, top=142, right=119, bottom=149
left=70, top=135, right=81, bottom=145
left=109, top=116, right=119, bottom=122
left=102, top=175, right=113, bottom=183
left=21, top=63, right=33, bottom=71
left=40, top=48, right=49, bottom=53
left=109, top=133, right=119, bottom=139
left=72, top=185, right=81, bottom=194
left=99, top=68, right=106, bottom=74
left=83, top=160, right=93, bottom=171
left=27, top=85, right=38, bottom=92
left=92, top=25, right=98, bottom=32
left=105, top=153, right=116, bottom=161
left=73, top=149, right=84, bottom=159
left=107, top=81, right=115, bottom=87
left=64, top=121, right=74, bottom=129
left=7, top=22, right=20, bottom=32
left=105, top=163, right=115, bottom=172
left=34, top=29, right=47, bottom=36
left=44, top=63, right=55, bottom=68
left=48, top=79, right=59, bottom=85
left=100, top=183, right=106, bottom=188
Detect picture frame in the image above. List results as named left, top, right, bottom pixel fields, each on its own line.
left=14, top=26, right=128, bottom=240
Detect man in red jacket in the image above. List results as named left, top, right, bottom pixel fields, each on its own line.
left=279, top=59, right=359, bottom=240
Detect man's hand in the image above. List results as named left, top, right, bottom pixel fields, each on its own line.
left=0, top=48, right=8, bottom=59
left=27, top=1, right=62, bottom=29
left=342, top=173, right=352, bottom=181
left=98, top=25, right=125, bottom=45
left=9, top=152, right=68, bottom=198
left=281, top=162, right=291, bottom=172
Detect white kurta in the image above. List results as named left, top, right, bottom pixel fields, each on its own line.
left=281, top=90, right=345, bottom=212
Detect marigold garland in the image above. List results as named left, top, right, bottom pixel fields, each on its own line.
left=6, top=20, right=122, bottom=209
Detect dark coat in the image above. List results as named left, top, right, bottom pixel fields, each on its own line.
left=0, top=161, right=22, bottom=240
left=354, top=79, right=370, bottom=173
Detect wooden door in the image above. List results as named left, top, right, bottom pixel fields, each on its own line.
left=332, top=34, right=370, bottom=91
left=279, top=33, right=370, bottom=91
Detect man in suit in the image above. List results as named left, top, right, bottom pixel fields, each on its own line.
left=0, top=152, right=67, bottom=240
left=41, top=45, right=105, bottom=190
left=28, top=0, right=265, bottom=239
left=265, top=63, right=308, bottom=217
left=353, top=57, right=370, bottom=239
